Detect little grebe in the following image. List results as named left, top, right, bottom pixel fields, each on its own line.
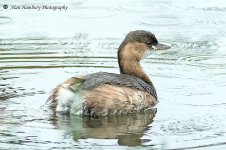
left=46, top=30, right=170, bottom=117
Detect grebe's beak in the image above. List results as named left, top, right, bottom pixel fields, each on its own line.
left=152, top=43, right=170, bottom=51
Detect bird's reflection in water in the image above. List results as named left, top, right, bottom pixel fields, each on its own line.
left=50, top=108, right=157, bottom=146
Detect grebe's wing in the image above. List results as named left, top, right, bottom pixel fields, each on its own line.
left=82, top=72, right=157, bottom=99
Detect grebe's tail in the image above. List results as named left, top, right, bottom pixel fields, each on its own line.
left=46, top=77, right=85, bottom=114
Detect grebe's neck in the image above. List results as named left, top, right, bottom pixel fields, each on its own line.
left=118, top=42, right=151, bottom=84
left=119, top=60, right=151, bottom=84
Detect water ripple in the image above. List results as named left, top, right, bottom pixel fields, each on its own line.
left=117, top=0, right=172, bottom=13
left=139, top=16, right=181, bottom=26
left=70, top=7, right=117, bottom=19
left=0, top=36, right=119, bottom=70
left=202, top=7, right=226, bottom=12
left=169, top=40, right=217, bottom=51
left=0, top=36, right=89, bottom=51
left=0, top=84, right=45, bottom=101
left=161, top=115, right=223, bottom=135
left=0, top=16, right=12, bottom=25
left=152, top=40, right=220, bottom=68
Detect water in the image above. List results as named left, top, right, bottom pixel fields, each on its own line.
left=0, top=0, right=226, bottom=149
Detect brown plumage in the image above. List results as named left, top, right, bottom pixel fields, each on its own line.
left=46, top=30, right=170, bottom=117
left=82, top=85, right=157, bottom=117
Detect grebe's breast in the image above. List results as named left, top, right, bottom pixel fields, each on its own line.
left=47, top=72, right=158, bottom=116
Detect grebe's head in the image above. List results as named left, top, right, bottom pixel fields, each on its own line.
left=118, top=30, right=170, bottom=61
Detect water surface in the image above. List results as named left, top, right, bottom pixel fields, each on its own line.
left=1, top=0, right=226, bottom=149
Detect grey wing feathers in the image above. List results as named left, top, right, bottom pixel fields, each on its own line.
left=81, top=72, right=157, bottom=99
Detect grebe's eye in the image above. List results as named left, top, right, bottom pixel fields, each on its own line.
left=147, top=41, right=152, bottom=45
